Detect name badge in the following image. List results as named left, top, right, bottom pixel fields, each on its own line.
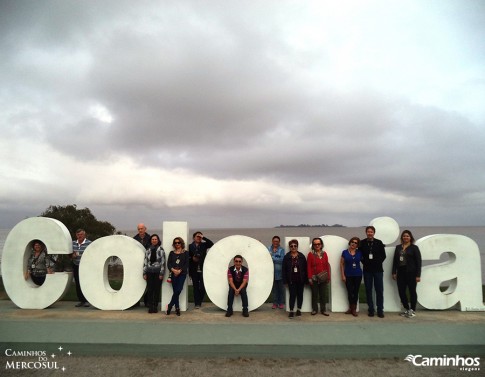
left=176, top=259, right=180, bottom=265
left=399, top=256, right=404, bottom=262
left=31, top=264, right=36, bottom=269
left=293, top=267, right=298, bottom=273
left=352, top=262, right=357, bottom=269
left=369, top=254, right=374, bottom=260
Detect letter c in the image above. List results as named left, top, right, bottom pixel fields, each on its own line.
left=1, top=217, right=72, bottom=309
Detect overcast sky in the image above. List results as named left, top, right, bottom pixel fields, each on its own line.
left=1, top=0, right=484, bottom=230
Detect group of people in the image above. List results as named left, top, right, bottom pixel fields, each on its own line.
left=268, top=227, right=422, bottom=319
left=136, top=224, right=213, bottom=316
left=24, top=224, right=422, bottom=319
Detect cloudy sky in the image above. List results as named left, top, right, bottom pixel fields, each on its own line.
left=1, top=0, right=484, bottom=230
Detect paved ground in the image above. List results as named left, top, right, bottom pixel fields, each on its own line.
left=1, top=300, right=484, bottom=376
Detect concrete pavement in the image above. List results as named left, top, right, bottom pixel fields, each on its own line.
left=1, top=300, right=484, bottom=359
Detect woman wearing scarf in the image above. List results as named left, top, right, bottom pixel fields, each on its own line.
left=25, top=240, right=54, bottom=286
left=143, top=234, right=165, bottom=313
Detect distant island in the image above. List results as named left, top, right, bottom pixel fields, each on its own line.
left=275, top=224, right=345, bottom=228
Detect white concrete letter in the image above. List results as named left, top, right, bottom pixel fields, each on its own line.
left=1, top=217, right=72, bottom=309
left=204, top=235, right=273, bottom=311
left=417, top=234, right=485, bottom=311
left=79, top=235, right=146, bottom=310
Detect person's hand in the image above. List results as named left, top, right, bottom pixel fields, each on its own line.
left=47, top=268, right=54, bottom=274
left=308, top=279, right=313, bottom=286
left=159, top=275, right=164, bottom=281
left=341, top=276, right=346, bottom=282
left=392, top=274, right=397, bottom=281
left=235, top=289, right=240, bottom=296
left=143, top=274, right=147, bottom=280
left=24, top=271, right=29, bottom=280
left=416, top=277, right=421, bottom=283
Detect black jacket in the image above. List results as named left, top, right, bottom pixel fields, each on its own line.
left=392, top=244, right=422, bottom=278
left=360, top=238, right=386, bottom=273
left=282, top=252, right=307, bottom=284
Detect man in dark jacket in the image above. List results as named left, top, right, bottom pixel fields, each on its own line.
left=189, top=232, right=214, bottom=308
left=360, top=226, right=386, bottom=318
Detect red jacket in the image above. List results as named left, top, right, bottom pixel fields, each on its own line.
left=307, top=251, right=331, bottom=282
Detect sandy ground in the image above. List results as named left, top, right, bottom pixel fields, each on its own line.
left=2, top=355, right=478, bottom=377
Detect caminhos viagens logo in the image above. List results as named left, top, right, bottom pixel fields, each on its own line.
left=404, top=354, right=481, bottom=372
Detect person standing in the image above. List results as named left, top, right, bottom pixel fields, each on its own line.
left=71, top=229, right=92, bottom=307
left=166, top=237, right=189, bottom=316
left=143, top=234, right=165, bottom=313
left=225, top=255, right=249, bottom=318
left=360, top=226, right=386, bottom=318
left=340, top=237, right=362, bottom=317
left=307, top=238, right=330, bottom=316
left=392, top=230, right=422, bottom=318
left=268, top=235, right=285, bottom=309
left=282, top=239, right=307, bottom=319
left=189, top=231, right=214, bottom=309
left=134, top=223, right=151, bottom=249
left=25, top=240, right=54, bottom=286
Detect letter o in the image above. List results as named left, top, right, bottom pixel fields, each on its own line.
left=79, top=235, right=146, bottom=310
left=204, top=235, right=273, bottom=311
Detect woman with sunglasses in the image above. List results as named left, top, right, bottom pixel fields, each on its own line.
left=307, top=238, right=330, bottom=316
left=166, top=237, right=189, bottom=316
left=282, top=239, right=307, bottom=319
left=340, top=236, right=362, bottom=317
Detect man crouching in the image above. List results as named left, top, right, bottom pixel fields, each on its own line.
left=225, top=255, right=249, bottom=317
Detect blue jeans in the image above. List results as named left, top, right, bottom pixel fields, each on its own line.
left=227, top=286, right=248, bottom=312
left=272, top=279, right=285, bottom=305
left=168, top=273, right=186, bottom=309
left=364, top=271, right=384, bottom=314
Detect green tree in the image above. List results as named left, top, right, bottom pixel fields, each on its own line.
left=40, top=204, right=116, bottom=240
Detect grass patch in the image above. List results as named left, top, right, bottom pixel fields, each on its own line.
left=1, top=277, right=484, bottom=305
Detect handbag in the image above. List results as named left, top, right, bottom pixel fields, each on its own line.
left=314, top=270, right=328, bottom=284
left=312, top=252, right=329, bottom=284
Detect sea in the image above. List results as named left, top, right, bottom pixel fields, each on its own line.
left=1, top=226, right=484, bottom=284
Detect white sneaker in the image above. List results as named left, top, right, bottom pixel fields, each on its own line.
left=400, top=310, right=408, bottom=317
left=406, top=309, right=416, bottom=318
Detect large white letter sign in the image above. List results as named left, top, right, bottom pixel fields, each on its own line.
left=204, top=235, right=273, bottom=312
left=1, top=217, right=72, bottom=309
left=79, top=235, right=146, bottom=310
left=417, top=234, right=485, bottom=311
left=321, top=235, right=350, bottom=312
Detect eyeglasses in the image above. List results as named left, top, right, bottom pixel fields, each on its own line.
left=350, top=241, right=358, bottom=245
left=313, top=243, right=322, bottom=247
left=234, top=260, right=242, bottom=263
left=289, top=244, right=298, bottom=248
left=174, top=241, right=181, bottom=245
